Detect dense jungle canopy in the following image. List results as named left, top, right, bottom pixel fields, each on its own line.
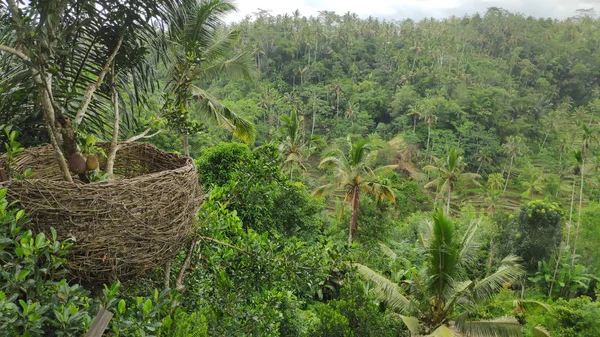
left=2, top=1, right=600, bottom=336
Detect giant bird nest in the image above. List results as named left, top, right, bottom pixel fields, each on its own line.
left=0, top=142, right=202, bottom=285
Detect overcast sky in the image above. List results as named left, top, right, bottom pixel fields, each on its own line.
left=226, top=0, right=600, bottom=22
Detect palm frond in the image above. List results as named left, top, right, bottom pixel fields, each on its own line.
left=533, top=325, right=551, bottom=337
left=457, top=219, right=482, bottom=270
left=473, top=255, right=525, bottom=301
left=379, top=243, right=397, bottom=261
left=458, top=316, right=522, bottom=337
left=353, top=263, right=414, bottom=314
left=429, top=324, right=456, bottom=337
left=361, top=182, right=396, bottom=203
left=312, top=183, right=338, bottom=198
left=427, top=209, right=460, bottom=299
left=189, top=84, right=255, bottom=143
left=513, top=300, right=553, bottom=314
left=392, top=314, right=421, bottom=336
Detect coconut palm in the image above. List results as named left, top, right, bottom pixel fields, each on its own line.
left=165, top=0, right=256, bottom=155
left=314, top=137, right=397, bottom=243
left=487, top=173, right=505, bottom=192
left=278, top=109, right=323, bottom=179
left=539, top=109, right=564, bottom=153
left=573, top=124, right=596, bottom=259
left=424, top=147, right=481, bottom=215
left=521, top=169, right=546, bottom=199
left=502, top=136, right=526, bottom=194
left=356, top=210, right=528, bottom=336
left=407, top=102, right=424, bottom=132
left=420, top=99, right=439, bottom=159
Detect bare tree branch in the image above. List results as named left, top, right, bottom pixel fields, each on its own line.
left=74, top=34, right=124, bottom=125
left=124, top=129, right=163, bottom=143
left=0, top=45, right=30, bottom=62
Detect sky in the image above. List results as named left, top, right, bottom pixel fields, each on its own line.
left=226, top=0, right=600, bottom=22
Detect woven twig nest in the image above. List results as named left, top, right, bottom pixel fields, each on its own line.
left=0, top=142, right=202, bottom=284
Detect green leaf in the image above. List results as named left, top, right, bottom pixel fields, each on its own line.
left=398, top=314, right=421, bottom=336
left=35, top=233, right=46, bottom=248
left=429, top=325, right=455, bottom=337
left=143, top=299, right=152, bottom=315
left=118, top=299, right=126, bottom=314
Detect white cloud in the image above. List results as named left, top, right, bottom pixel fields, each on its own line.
left=226, top=0, right=600, bottom=22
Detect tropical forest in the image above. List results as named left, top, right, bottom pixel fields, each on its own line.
left=1, top=0, right=600, bottom=336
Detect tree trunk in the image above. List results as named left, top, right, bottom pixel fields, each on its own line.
left=567, top=180, right=576, bottom=246
left=163, top=261, right=171, bottom=289
left=445, top=185, right=451, bottom=215
left=175, top=239, right=198, bottom=291
left=311, top=95, right=317, bottom=137
left=539, top=132, right=549, bottom=154
left=549, top=248, right=561, bottom=297
left=38, top=74, right=73, bottom=183
left=573, top=162, right=585, bottom=263
left=349, top=187, right=360, bottom=244
left=290, top=164, right=293, bottom=180
left=106, top=71, right=119, bottom=178
left=503, top=156, right=513, bottom=194
left=486, top=238, right=495, bottom=275
left=426, top=123, right=431, bottom=158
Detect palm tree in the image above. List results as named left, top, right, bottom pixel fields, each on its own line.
left=539, top=109, right=563, bottom=153
left=356, top=210, right=528, bottom=336
left=420, top=99, right=438, bottom=159
left=502, top=136, right=526, bottom=194
left=521, top=169, right=546, bottom=199
left=573, top=125, right=596, bottom=259
left=314, top=137, right=397, bottom=243
left=407, top=103, right=424, bottom=132
left=424, top=147, right=481, bottom=215
left=487, top=173, right=505, bottom=192
left=278, top=109, right=322, bottom=179
left=165, top=0, right=256, bottom=155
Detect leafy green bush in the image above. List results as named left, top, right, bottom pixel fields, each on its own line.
left=196, top=142, right=324, bottom=238
left=0, top=188, right=181, bottom=337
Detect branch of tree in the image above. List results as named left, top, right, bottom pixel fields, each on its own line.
left=174, top=240, right=198, bottom=291
left=0, top=45, right=30, bottom=62
left=197, top=236, right=248, bottom=253
left=106, top=66, right=119, bottom=178
left=124, top=129, right=163, bottom=143
left=74, top=34, right=125, bottom=125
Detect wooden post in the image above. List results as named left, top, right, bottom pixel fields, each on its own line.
left=85, top=308, right=113, bottom=337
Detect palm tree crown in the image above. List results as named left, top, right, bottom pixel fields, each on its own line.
left=424, top=147, right=480, bottom=215
left=356, top=210, right=527, bottom=336
left=165, top=0, right=256, bottom=154
left=314, top=137, right=397, bottom=243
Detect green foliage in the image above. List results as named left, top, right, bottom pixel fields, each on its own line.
left=197, top=142, right=323, bottom=237
left=0, top=188, right=182, bottom=337
left=180, top=193, right=347, bottom=335
left=510, top=201, right=564, bottom=271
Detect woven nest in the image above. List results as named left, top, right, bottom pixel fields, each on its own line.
left=0, top=142, right=202, bottom=285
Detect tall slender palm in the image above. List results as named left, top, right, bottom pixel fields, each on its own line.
left=278, top=109, right=322, bottom=179
left=424, top=147, right=481, bottom=215
left=407, top=103, right=424, bottom=132
left=539, top=109, right=563, bottom=153
left=356, top=210, right=528, bottom=336
left=502, top=136, right=526, bottom=194
left=487, top=173, right=505, bottom=192
left=165, top=0, right=256, bottom=155
left=420, top=100, right=438, bottom=159
left=573, top=125, right=596, bottom=259
left=521, top=169, right=545, bottom=199
left=314, top=137, right=397, bottom=243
